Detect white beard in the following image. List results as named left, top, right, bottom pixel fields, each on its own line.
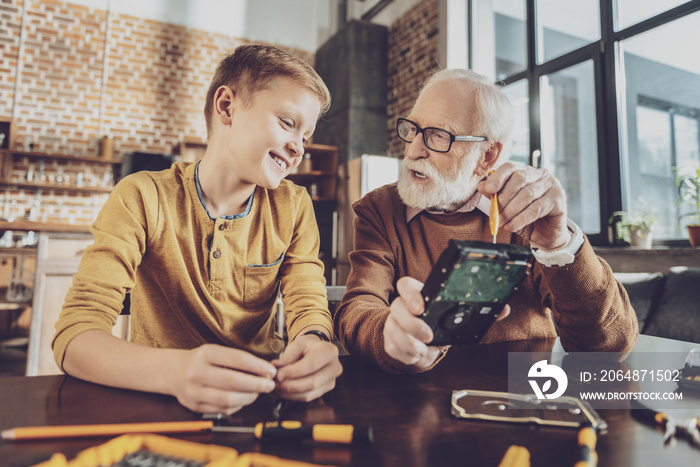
left=397, top=152, right=482, bottom=212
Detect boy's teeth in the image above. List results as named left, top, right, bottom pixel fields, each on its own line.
left=273, top=155, right=287, bottom=169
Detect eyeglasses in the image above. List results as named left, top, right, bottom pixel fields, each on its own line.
left=396, top=118, right=488, bottom=153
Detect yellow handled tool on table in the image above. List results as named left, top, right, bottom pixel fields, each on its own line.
left=574, top=422, right=598, bottom=467
left=498, top=445, right=530, bottom=467
left=3, top=420, right=373, bottom=445
left=214, top=420, right=373, bottom=444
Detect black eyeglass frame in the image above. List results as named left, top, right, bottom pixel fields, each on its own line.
left=396, top=118, right=488, bottom=153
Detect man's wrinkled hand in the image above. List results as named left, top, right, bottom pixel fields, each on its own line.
left=478, top=162, right=571, bottom=251
left=384, top=277, right=450, bottom=369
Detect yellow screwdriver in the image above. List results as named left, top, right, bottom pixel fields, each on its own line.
left=2, top=420, right=372, bottom=444
left=498, top=445, right=530, bottom=467
left=573, top=423, right=598, bottom=467
left=488, top=170, right=499, bottom=243
left=213, top=420, right=373, bottom=445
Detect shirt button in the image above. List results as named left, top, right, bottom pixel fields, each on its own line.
left=218, top=224, right=225, bottom=231
left=213, top=250, right=221, bottom=259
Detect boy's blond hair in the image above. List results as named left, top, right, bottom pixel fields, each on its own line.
left=204, top=44, right=331, bottom=137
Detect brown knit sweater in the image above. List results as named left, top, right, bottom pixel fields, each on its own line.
left=53, top=162, right=331, bottom=369
left=334, top=184, right=638, bottom=373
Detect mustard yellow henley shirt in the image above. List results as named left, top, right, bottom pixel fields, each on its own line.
left=53, top=162, right=331, bottom=369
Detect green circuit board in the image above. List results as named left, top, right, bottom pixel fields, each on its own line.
left=437, top=256, right=530, bottom=303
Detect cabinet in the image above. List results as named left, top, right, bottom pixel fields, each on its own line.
left=0, top=246, right=35, bottom=373
left=0, top=118, right=14, bottom=150
left=287, top=143, right=338, bottom=201
left=26, top=232, right=129, bottom=375
left=336, top=155, right=400, bottom=284
left=172, top=137, right=207, bottom=163
left=0, top=150, right=124, bottom=375
left=287, top=144, right=339, bottom=284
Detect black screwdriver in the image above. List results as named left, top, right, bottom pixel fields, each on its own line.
left=212, top=420, right=373, bottom=444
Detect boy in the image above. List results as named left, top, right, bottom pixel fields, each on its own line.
left=52, top=45, right=342, bottom=414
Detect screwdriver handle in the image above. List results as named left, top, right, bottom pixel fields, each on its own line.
left=498, top=445, right=530, bottom=467
left=254, top=421, right=372, bottom=444
left=574, top=423, right=598, bottom=467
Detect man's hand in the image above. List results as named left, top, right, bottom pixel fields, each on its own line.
left=171, top=344, right=277, bottom=414
left=272, top=333, right=342, bottom=402
left=385, top=277, right=510, bottom=369
left=478, top=162, right=571, bottom=251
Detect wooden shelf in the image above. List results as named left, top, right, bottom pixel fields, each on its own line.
left=0, top=335, right=29, bottom=347
left=287, top=171, right=335, bottom=180
left=0, top=181, right=113, bottom=194
left=0, top=220, right=91, bottom=233
left=0, top=247, right=37, bottom=255
left=0, top=302, right=31, bottom=311
left=290, top=144, right=338, bottom=202
left=173, top=138, right=207, bottom=163
left=305, top=143, right=336, bottom=152
left=594, top=246, right=700, bottom=273
left=9, top=150, right=121, bottom=165
left=1, top=150, right=118, bottom=193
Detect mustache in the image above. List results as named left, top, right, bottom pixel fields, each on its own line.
left=402, top=159, right=441, bottom=180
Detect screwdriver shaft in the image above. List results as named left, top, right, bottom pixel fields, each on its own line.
left=488, top=170, right=499, bottom=244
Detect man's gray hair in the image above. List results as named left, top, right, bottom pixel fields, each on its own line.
left=417, top=69, right=514, bottom=150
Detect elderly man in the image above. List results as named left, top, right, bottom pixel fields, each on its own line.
left=334, top=68, right=638, bottom=373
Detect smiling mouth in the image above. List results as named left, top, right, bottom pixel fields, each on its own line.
left=271, top=154, right=289, bottom=171
left=412, top=170, right=428, bottom=179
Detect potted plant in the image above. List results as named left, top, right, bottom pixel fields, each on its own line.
left=609, top=207, right=655, bottom=248
left=676, top=165, right=700, bottom=246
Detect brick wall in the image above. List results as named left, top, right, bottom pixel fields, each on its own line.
left=3, top=0, right=313, bottom=156
left=18, top=0, right=106, bottom=155
left=0, top=0, right=21, bottom=120
left=0, top=0, right=313, bottom=225
left=386, top=0, right=440, bottom=158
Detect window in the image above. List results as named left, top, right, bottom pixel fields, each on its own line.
left=500, top=79, right=529, bottom=165
left=633, top=99, right=700, bottom=238
left=540, top=61, right=601, bottom=232
left=472, top=0, right=527, bottom=82
left=615, top=0, right=692, bottom=30
left=618, top=10, right=700, bottom=240
left=536, top=0, right=600, bottom=63
left=470, top=0, right=700, bottom=245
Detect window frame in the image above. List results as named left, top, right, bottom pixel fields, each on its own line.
left=468, top=0, right=700, bottom=246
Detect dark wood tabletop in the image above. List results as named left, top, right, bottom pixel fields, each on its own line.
left=2, top=335, right=699, bottom=467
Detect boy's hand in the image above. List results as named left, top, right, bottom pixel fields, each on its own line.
left=272, top=333, right=342, bottom=402
left=172, top=344, right=277, bottom=414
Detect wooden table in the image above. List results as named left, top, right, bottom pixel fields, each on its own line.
left=1, top=335, right=699, bottom=466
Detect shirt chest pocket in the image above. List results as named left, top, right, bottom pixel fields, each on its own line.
left=244, top=253, right=284, bottom=309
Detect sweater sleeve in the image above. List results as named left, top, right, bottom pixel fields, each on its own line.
left=52, top=174, right=155, bottom=370
left=334, top=197, right=444, bottom=373
left=279, top=189, right=333, bottom=342
left=534, top=237, right=638, bottom=353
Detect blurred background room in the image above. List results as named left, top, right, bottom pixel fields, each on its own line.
left=1, top=0, right=699, bottom=375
